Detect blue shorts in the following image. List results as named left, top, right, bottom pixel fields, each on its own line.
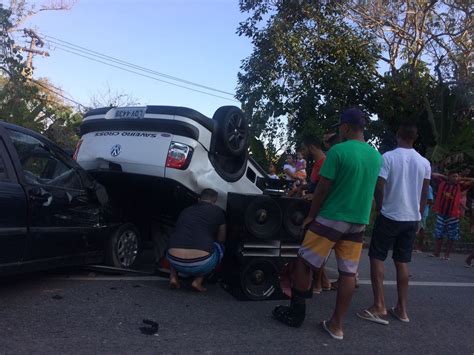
left=434, top=215, right=460, bottom=241
left=167, top=242, right=224, bottom=276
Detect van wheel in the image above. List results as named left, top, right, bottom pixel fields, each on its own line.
left=213, top=106, right=249, bottom=157
left=106, top=223, right=140, bottom=268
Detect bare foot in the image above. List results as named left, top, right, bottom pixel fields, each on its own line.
left=327, top=319, right=343, bottom=338
left=368, top=306, right=388, bottom=317
left=191, top=280, right=207, bottom=292
left=169, top=277, right=180, bottom=290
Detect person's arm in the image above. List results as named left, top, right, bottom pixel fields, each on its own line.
left=374, top=177, right=386, bottom=213
left=419, top=179, right=430, bottom=217
left=303, top=176, right=333, bottom=226
left=301, top=159, right=307, bottom=170
left=374, top=153, right=390, bottom=213
left=216, top=224, right=226, bottom=244
left=460, top=177, right=474, bottom=189
left=283, top=168, right=298, bottom=180
left=432, top=172, right=446, bottom=181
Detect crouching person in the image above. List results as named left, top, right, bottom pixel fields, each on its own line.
left=167, top=188, right=226, bottom=292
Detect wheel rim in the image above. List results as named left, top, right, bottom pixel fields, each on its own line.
left=226, top=113, right=247, bottom=151
left=116, top=230, right=138, bottom=268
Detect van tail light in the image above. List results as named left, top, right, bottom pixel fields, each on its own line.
left=73, top=139, right=83, bottom=161
left=166, top=142, right=193, bottom=170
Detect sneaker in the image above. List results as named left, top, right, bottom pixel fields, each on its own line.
left=413, top=249, right=423, bottom=254
left=464, top=262, right=473, bottom=268
left=272, top=304, right=306, bottom=328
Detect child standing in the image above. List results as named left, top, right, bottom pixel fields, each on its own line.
left=268, top=164, right=279, bottom=179
left=294, top=152, right=307, bottom=182
left=431, top=171, right=474, bottom=260
left=414, top=185, right=434, bottom=253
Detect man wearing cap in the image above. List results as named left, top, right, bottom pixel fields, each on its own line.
left=272, top=108, right=382, bottom=340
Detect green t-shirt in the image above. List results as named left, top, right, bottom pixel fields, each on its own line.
left=319, top=140, right=382, bottom=225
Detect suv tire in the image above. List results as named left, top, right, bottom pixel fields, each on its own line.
left=213, top=106, right=249, bottom=157
left=106, top=223, right=141, bottom=268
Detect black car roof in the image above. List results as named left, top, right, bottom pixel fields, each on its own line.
left=0, top=121, right=58, bottom=147
left=84, top=105, right=215, bottom=131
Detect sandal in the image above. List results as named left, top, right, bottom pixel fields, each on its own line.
left=321, top=320, right=343, bottom=340
left=388, top=307, right=410, bottom=323
left=356, top=309, right=389, bottom=325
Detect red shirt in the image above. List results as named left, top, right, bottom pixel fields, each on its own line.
left=310, top=157, right=326, bottom=184
left=433, top=181, right=469, bottom=218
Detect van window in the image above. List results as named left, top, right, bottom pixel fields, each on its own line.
left=7, top=130, right=83, bottom=190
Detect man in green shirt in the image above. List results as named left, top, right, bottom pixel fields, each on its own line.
left=273, top=108, right=382, bottom=340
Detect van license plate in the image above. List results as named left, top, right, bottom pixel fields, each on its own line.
left=114, top=107, right=146, bottom=119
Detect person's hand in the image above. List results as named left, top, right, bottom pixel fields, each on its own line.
left=303, top=194, right=313, bottom=201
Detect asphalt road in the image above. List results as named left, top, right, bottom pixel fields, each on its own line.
left=0, top=251, right=473, bottom=354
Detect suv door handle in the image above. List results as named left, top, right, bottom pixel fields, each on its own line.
left=30, top=187, right=53, bottom=206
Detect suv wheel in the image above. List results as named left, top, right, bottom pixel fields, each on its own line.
left=106, top=223, right=140, bottom=268
left=213, top=106, right=249, bottom=157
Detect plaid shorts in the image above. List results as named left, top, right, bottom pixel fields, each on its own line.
left=297, top=216, right=365, bottom=276
left=434, top=215, right=460, bottom=241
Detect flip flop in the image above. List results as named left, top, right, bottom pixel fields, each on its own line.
left=388, top=307, right=410, bottom=323
left=321, top=320, right=343, bottom=340
left=356, top=309, right=389, bottom=325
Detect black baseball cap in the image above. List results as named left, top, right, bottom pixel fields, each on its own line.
left=332, top=108, right=367, bottom=128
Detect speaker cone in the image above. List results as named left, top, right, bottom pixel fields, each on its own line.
left=240, top=258, right=278, bottom=301
left=244, top=197, right=282, bottom=239
left=283, top=199, right=310, bottom=240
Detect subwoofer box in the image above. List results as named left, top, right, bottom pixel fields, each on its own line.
left=220, top=193, right=310, bottom=300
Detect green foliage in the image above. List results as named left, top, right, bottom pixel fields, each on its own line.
left=0, top=4, right=81, bottom=149
left=237, top=0, right=381, bottom=144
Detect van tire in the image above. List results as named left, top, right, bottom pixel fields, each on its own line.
left=106, top=223, right=141, bottom=269
left=213, top=106, right=249, bottom=157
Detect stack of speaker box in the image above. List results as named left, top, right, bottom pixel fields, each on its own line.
left=221, top=192, right=310, bottom=300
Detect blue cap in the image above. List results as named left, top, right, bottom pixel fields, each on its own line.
left=332, top=108, right=367, bottom=128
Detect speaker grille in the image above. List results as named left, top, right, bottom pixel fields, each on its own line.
left=244, top=197, right=282, bottom=239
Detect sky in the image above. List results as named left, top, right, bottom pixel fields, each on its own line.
left=19, top=0, right=252, bottom=117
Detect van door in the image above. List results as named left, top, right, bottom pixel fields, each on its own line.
left=0, top=138, right=28, bottom=266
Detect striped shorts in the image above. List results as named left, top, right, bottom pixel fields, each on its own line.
left=434, top=215, right=460, bottom=241
left=297, top=216, right=365, bottom=276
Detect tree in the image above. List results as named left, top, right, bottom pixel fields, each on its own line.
left=0, top=3, right=81, bottom=149
left=89, top=84, right=140, bottom=108
left=342, top=0, right=473, bottom=165
left=236, top=0, right=381, bottom=149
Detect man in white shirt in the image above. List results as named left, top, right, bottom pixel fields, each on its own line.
left=358, top=123, right=430, bottom=325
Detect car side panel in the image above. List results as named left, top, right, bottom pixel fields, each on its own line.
left=165, top=136, right=263, bottom=210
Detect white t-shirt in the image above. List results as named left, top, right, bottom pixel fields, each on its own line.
left=283, top=164, right=296, bottom=181
left=380, top=148, right=431, bottom=221
left=268, top=174, right=279, bottom=179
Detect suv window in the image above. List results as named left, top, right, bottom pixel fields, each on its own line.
left=8, top=130, right=83, bottom=190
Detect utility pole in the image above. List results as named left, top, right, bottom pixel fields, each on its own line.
left=20, top=29, right=50, bottom=78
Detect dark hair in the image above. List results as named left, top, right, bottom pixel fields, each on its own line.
left=302, top=136, right=322, bottom=149
left=398, top=122, right=418, bottom=141
left=200, top=188, right=218, bottom=201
